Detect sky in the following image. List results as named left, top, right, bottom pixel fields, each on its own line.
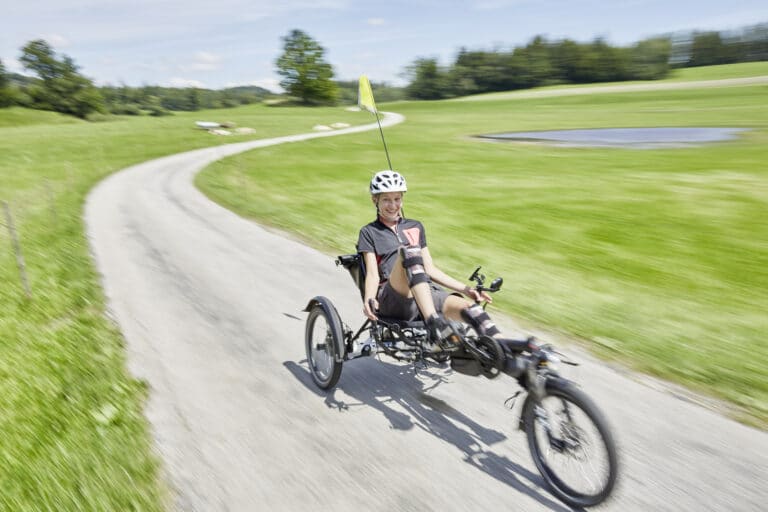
left=2, top=0, right=767, bottom=92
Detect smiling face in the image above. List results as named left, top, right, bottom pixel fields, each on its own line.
left=373, top=191, right=403, bottom=224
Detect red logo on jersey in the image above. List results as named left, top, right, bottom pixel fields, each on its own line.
left=402, top=227, right=421, bottom=247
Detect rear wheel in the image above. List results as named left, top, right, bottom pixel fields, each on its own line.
left=524, top=379, right=618, bottom=508
left=305, top=303, right=343, bottom=389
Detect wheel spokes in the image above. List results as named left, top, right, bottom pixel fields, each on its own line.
left=310, top=319, right=333, bottom=380
left=534, top=396, right=611, bottom=498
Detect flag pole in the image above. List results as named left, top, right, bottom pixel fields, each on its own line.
left=359, top=75, right=393, bottom=170
left=375, top=112, right=392, bottom=169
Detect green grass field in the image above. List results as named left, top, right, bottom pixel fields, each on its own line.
left=456, top=61, right=768, bottom=101
left=0, top=105, right=365, bottom=511
left=669, top=61, right=768, bottom=80
left=0, top=64, right=766, bottom=510
left=197, top=85, right=768, bottom=428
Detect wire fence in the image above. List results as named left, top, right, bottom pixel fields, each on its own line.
left=1, top=176, right=75, bottom=301
left=2, top=200, right=32, bottom=299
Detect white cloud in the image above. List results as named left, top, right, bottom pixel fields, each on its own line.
left=4, top=59, right=25, bottom=74
left=253, top=79, right=282, bottom=92
left=40, top=33, right=71, bottom=48
left=225, top=79, right=283, bottom=93
left=167, top=77, right=207, bottom=88
left=9, top=0, right=350, bottom=21
left=181, top=52, right=223, bottom=72
left=367, top=18, right=386, bottom=26
left=686, top=9, right=768, bottom=32
left=473, top=0, right=531, bottom=9
left=6, top=1, right=352, bottom=46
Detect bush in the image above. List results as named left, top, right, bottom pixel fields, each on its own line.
left=147, top=106, right=171, bottom=117
left=85, top=112, right=115, bottom=122
left=109, top=103, right=142, bottom=116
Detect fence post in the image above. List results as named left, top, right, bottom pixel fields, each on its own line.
left=2, top=201, right=32, bottom=299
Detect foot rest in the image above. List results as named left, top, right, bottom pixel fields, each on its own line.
left=498, top=338, right=532, bottom=353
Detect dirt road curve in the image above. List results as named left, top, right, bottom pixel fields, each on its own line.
left=86, top=111, right=767, bottom=511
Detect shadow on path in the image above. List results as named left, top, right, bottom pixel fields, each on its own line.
left=284, top=359, right=581, bottom=512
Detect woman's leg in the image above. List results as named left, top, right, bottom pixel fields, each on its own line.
left=442, top=295, right=472, bottom=322
left=443, top=296, right=502, bottom=338
left=388, top=247, right=438, bottom=319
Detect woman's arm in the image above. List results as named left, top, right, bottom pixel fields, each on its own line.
left=362, top=251, right=381, bottom=320
left=422, top=247, right=492, bottom=303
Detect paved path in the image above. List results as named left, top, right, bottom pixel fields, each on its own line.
left=86, top=111, right=767, bottom=511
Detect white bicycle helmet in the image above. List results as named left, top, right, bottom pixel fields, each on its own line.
left=370, top=170, right=407, bottom=194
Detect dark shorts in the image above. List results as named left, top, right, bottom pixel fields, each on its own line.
left=377, top=281, right=457, bottom=321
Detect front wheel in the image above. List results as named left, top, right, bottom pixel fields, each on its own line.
left=523, top=379, right=618, bottom=508
left=305, top=302, right=343, bottom=390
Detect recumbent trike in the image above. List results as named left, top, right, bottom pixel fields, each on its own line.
left=303, top=253, right=619, bottom=508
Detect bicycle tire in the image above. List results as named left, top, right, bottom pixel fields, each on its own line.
left=305, top=303, right=343, bottom=390
left=523, top=378, right=619, bottom=508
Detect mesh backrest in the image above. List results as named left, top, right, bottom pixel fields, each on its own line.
left=337, top=253, right=366, bottom=299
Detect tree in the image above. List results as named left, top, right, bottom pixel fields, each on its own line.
left=0, top=59, right=12, bottom=107
left=549, top=39, right=584, bottom=83
left=19, top=39, right=104, bottom=118
left=582, top=38, right=630, bottom=82
left=275, top=29, right=338, bottom=105
left=521, top=36, right=555, bottom=86
left=629, top=37, right=671, bottom=80
left=689, top=32, right=728, bottom=67
left=450, top=48, right=516, bottom=94
left=405, top=58, right=450, bottom=100
left=335, top=80, right=404, bottom=105
left=742, top=23, right=768, bottom=61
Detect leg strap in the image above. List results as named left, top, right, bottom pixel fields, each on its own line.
left=399, top=245, right=429, bottom=286
left=461, top=304, right=500, bottom=337
left=400, top=245, right=424, bottom=267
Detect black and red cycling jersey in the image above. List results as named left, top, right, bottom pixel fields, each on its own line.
left=357, top=217, right=427, bottom=283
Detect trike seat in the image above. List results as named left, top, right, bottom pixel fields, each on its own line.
left=336, top=253, right=366, bottom=299
left=374, top=316, right=427, bottom=330
left=336, top=253, right=427, bottom=329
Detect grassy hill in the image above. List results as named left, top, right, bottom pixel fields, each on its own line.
left=0, top=104, right=366, bottom=511
left=0, top=106, right=83, bottom=128
left=0, top=63, right=766, bottom=510
left=669, top=61, right=768, bottom=80
left=198, top=76, right=768, bottom=428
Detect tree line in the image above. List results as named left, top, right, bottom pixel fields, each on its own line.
left=99, top=84, right=271, bottom=116
left=1, top=23, right=766, bottom=118
left=405, top=23, right=768, bottom=99
left=0, top=40, right=273, bottom=119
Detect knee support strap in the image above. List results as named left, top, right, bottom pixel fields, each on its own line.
left=461, top=304, right=500, bottom=337
left=399, top=245, right=429, bottom=286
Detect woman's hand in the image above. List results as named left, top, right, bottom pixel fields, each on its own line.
left=464, top=285, right=492, bottom=304
left=364, top=297, right=379, bottom=320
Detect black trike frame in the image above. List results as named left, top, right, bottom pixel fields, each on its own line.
left=311, top=253, right=516, bottom=373
left=302, top=254, right=620, bottom=509
left=315, top=254, right=456, bottom=364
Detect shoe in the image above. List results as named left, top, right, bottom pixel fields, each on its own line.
left=426, top=314, right=463, bottom=350
left=349, top=336, right=376, bottom=358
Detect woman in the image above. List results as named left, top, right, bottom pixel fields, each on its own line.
left=357, top=170, right=503, bottom=348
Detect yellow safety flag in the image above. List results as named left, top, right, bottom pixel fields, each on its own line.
left=358, top=75, right=377, bottom=114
